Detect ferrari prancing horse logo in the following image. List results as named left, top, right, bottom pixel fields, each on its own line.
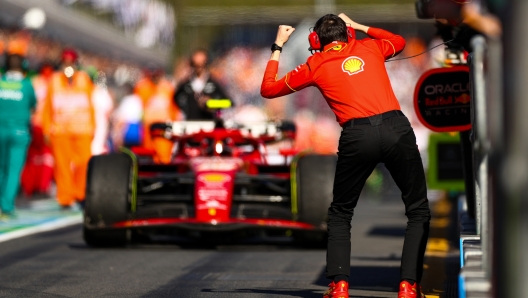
left=342, top=56, right=365, bottom=76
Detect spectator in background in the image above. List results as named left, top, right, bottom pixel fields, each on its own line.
left=20, top=62, right=55, bottom=197
left=0, top=48, right=36, bottom=218
left=42, top=49, right=95, bottom=209
left=174, top=49, right=230, bottom=120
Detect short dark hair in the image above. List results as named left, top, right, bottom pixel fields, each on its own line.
left=5, top=54, right=24, bottom=71
left=314, top=14, right=348, bottom=49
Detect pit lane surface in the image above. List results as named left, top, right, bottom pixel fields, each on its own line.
left=0, top=197, right=418, bottom=298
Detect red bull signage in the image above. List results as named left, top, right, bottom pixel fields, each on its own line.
left=414, top=66, right=471, bottom=132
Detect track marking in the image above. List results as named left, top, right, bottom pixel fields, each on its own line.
left=0, top=215, right=82, bottom=243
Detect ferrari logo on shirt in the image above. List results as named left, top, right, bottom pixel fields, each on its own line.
left=329, top=44, right=342, bottom=51
left=342, top=56, right=365, bottom=76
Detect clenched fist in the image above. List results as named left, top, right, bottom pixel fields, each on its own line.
left=275, top=25, right=295, bottom=47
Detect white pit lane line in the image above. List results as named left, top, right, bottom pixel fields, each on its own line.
left=0, top=215, right=82, bottom=243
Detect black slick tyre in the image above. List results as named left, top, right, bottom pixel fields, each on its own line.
left=83, top=153, right=134, bottom=247
left=293, top=154, right=337, bottom=245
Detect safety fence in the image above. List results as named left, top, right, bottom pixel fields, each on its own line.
left=458, top=35, right=502, bottom=298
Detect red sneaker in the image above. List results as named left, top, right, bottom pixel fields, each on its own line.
left=398, top=281, right=425, bottom=298
left=323, top=281, right=349, bottom=298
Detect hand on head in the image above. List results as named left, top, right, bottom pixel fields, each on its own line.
left=338, top=13, right=355, bottom=27
left=338, top=13, right=369, bottom=33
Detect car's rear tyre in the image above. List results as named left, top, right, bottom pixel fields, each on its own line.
left=293, top=154, right=337, bottom=245
left=83, top=153, right=134, bottom=247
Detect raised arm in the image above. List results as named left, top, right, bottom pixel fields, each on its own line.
left=270, top=25, right=295, bottom=61
left=338, top=13, right=370, bottom=34
left=338, top=13, right=405, bottom=59
left=261, top=25, right=296, bottom=99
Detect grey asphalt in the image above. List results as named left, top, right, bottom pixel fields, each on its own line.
left=0, top=194, right=412, bottom=298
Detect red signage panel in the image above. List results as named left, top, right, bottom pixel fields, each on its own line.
left=414, top=66, right=471, bottom=132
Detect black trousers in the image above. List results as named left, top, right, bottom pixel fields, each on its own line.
left=326, top=111, right=431, bottom=283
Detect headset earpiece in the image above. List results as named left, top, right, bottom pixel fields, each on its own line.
left=308, top=31, right=321, bottom=52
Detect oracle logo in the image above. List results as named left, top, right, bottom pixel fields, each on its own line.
left=424, top=83, right=469, bottom=95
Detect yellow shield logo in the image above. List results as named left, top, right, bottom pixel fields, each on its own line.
left=342, top=56, right=365, bottom=76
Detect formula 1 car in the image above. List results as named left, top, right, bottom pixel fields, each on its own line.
left=83, top=118, right=337, bottom=247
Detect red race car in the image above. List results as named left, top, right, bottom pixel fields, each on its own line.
left=83, top=119, right=336, bottom=246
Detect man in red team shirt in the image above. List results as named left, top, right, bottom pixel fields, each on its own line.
left=261, top=14, right=430, bottom=298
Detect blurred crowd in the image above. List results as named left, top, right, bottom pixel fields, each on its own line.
left=60, top=0, right=175, bottom=49
left=0, top=22, right=445, bottom=218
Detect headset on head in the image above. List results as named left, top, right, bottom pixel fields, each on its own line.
left=308, top=26, right=356, bottom=53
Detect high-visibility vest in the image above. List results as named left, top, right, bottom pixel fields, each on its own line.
left=143, top=79, right=178, bottom=124
left=31, top=75, right=50, bottom=128
left=134, top=77, right=156, bottom=107
left=42, top=71, right=95, bottom=136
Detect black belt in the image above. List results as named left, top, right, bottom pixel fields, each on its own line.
left=342, top=110, right=404, bottom=127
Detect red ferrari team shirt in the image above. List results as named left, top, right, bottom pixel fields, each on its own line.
left=261, top=27, right=406, bottom=126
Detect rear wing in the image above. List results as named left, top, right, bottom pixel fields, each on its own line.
left=150, top=120, right=296, bottom=140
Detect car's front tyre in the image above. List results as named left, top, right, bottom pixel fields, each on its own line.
left=83, top=152, right=134, bottom=247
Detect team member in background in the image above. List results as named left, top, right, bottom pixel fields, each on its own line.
left=173, top=49, right=230, bottom=120
left=0, top=50, right=36, bottom=218
left=132, top=65, right=178, bottom=163
left=20, top=62, right=55, bottom=197
left=261, top=14, right=430, bottom=298
left=112, top=83, right=143, bottom=148
left=90, top=71, right=114, bottom=155
left=141, top=66, right=178, bottom=164
left=42, top=49, right=95, bottom=209
left=134, top=66, right=157, bottom=107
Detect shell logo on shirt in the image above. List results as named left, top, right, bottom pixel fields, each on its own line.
left=342, top=56, right=365, bottom=76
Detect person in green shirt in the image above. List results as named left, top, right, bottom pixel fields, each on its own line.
left=0, top=53, right=36, bottom=218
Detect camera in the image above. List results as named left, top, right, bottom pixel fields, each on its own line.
left=415, top=0, right=468, bottom=19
